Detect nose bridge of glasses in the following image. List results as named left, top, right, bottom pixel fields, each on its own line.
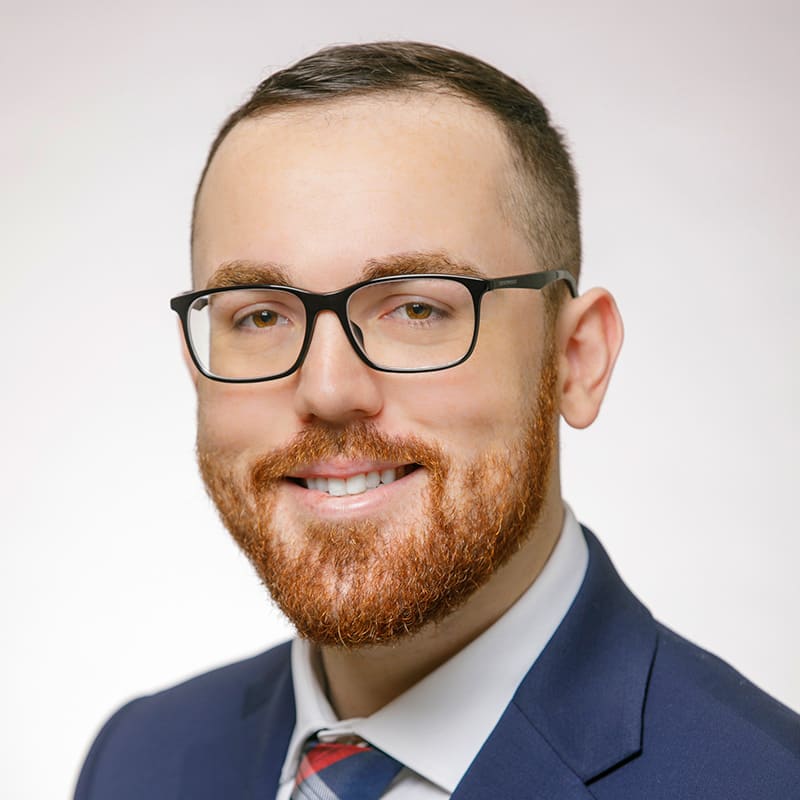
left=303, top=288, right=362, bottom=359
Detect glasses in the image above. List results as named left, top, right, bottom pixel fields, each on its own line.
left=170, top=270, right=577, bottom=383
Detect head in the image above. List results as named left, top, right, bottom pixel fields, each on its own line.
left=192, top=41, right=581, bottom=318
left=184, top=42, right=622, bottom=648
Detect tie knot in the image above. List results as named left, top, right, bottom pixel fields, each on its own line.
left=292, top=737, right=403, bottom=800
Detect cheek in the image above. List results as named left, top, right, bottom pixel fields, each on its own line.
left=397, top=301, right=547, bottom=455
left=392, top=351, right=535, bottom=457
left=197, top=382, right=297, bottom=456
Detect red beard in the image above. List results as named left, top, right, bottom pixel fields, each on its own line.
left=198, top=352, right=558, bottom=648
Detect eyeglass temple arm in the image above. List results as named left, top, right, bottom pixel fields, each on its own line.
left=487, top=269, right=578, bottom=298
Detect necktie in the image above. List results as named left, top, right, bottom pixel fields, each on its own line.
left=291, top=738, right=403, bottom=800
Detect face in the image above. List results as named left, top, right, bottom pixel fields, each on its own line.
left=192, top=94, right=562, bottom=647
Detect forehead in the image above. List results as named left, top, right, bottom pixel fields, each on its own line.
left=192, top=93, right=531, bottom=290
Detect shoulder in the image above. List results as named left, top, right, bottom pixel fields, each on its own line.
left=97, top=641, right=292, bottom=737
left=651, top=621, right=800, bottom=752
left=74, top=642, right=294, bottom=800
left=600, top=618, right=800, bottom=796
left=563, top=529, right=800, bottom=797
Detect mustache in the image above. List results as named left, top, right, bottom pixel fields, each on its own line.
left=249, top=422, right=449, bottom=489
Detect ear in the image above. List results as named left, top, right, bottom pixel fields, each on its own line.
left=555, top=287, right=623, bottom=429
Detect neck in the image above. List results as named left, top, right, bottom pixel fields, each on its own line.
left=319, top=487, right=565, bottom=719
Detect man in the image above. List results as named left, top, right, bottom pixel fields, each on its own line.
left=75, top=42, right=800, bottom=799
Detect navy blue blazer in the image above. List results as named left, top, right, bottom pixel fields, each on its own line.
left=75, top=530, right=800, bottom=798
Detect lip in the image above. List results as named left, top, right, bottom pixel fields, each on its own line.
left=281, top=464, right=425, bottom=519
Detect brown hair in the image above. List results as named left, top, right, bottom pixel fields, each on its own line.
left=193, top=41, right=581, bottom=296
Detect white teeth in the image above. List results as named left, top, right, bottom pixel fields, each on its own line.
left=303, top=467, right=407, bottom=496
left=327, top=477, right=347, bottom=496
left=346, top=474, right=367, bottom=495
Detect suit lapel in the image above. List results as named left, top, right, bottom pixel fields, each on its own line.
left=454, top=529, right=657, bottom=797
left=453, top=703, right=595, bottom=799
left=178, top=644, right=296, bottom=800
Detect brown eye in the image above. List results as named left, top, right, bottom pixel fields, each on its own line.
left=251, top=310, right=278, bottom=327
left=404, top=302, right=432, bottom=320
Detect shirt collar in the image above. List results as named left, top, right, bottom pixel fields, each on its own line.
left=281, top=505, right=588, bottom=792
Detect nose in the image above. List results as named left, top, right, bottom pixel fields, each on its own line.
left=292, top=310, right=383, bottom=424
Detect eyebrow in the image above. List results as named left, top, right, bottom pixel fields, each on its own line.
left=361, top=252, right=487, bottom=281
left=204, top=252, right=487, bottom=291
left=205, top=261, right=292, bottom=289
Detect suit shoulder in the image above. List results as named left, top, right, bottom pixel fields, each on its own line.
left=101, top=640, right=293, bottom=733
left=137, top=640, right=292, bottom=717
left=614, top=621, right=800, bottom=798
left=652, top=622, right=800, bottom=754
left=74, top=641, right=293, bottom=800
left=590, top=621, right=800, bottom=798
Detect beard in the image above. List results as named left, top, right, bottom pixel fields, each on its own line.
left=198, top=348, right=558, bottom=648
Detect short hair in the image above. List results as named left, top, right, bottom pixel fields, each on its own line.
left=193, top=41, right=581, bottom=302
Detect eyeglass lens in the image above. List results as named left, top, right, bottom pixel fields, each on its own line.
left=186, top=277, right=476, bottom=379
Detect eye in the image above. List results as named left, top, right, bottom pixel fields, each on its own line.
left=231, top=305, right=292, bottom=330
left=249, top=309, right=280, bottom=328
left=381, top=298, right=446, bottom=323
left=403, top=302, right=433, bottom=320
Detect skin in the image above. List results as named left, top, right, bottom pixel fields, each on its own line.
left=190, top=93, right=623, bottom=718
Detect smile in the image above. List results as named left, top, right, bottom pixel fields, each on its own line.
left=289, top=464, right=419, bottom=496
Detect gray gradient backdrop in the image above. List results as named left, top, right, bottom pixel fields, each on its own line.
left=2, top=1, right=798, bottom=797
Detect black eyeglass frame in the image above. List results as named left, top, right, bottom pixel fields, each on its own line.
left=170, top=269, right=578, bottom=383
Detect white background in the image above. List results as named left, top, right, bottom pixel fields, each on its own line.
left=2, top=1, right=798, bottom=797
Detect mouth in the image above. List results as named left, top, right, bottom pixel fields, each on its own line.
left=287, top=463, right=421, bottom=497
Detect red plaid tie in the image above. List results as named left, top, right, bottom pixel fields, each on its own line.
left=291, top=738, right=403, bottom=799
